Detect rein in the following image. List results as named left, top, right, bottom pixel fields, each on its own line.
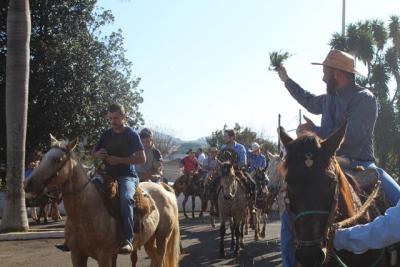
left=45, top=146, right=93, bottom=197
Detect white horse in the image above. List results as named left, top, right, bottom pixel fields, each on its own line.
left=265, top=152, right=285, bottom=217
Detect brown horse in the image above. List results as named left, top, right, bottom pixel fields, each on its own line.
left=218, top=160, right=247, bottom=257
left=25, top=136, right=180, bottom=267
left=173, top=172, right=205, bottom=219
left=279, top=124, right=387, bottom=267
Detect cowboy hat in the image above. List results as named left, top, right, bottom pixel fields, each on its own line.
left=249, top=142, right=261, bottom=153
left=312, top=49, right=364, bottom=77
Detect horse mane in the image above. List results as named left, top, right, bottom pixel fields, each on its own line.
left=334, top=161, right=358, bottom=219
left=134, top=187, right=155, bottom=216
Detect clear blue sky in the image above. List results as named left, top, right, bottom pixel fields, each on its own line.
left=97, top=0, right=399, bottom=141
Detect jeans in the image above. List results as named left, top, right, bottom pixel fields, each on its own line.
left=118, top=175, right=139, bottom=245
left=280, top=161, right=400, bottom=266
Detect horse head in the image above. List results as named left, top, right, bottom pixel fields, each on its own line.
left=25, top=134, right=79, bottom=196
left=253, top=167, right=269, bottom=196
left=279, top=123, right=346, bottom=266
left=219, top=160, right=237, bottom=200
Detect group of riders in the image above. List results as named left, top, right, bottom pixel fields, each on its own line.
left=24, top=49, right=400, bottom=266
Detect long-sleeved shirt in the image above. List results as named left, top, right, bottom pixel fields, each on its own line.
left=285, top=79, right=378, bottom=162
left=221, top=141, right=247, bottom=168
left=248, top=153, right=267, bottom=172
left=334, top=200, right=400, bottom=254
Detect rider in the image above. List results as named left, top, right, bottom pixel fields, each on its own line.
left=93, top=103, right=146, bottom=254
left=247, top=142, right=268, bottom=172
left=203, top=147, right=219, bottom=186
left=275, top=49, right=400, bottom=266
left=334, top=198, right=400, bottom=254
left=136, top=128, right=164, bottom=183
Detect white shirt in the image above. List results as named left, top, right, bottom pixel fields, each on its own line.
left=197, top=153, right=206, bottom=166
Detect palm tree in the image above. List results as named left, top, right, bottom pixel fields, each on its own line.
left=0, top=0, right=30, bottom=232
left=387, top=16, right=400, bottom=106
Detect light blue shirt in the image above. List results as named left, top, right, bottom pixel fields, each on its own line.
left=221, top=141, right=247, bottom=168
left=248, top=153, right=267, bottom=172
left=334, top=200, right=400, bottom=254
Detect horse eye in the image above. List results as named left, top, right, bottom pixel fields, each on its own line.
left=53, top=158, right=62, bottom=163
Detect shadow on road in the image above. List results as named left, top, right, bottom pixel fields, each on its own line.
left=179, top=214, right=282, bottom=267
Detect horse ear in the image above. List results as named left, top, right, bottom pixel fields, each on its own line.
left=321, top=123, right=347, bottom=158
left=50, top=133, right=58, bottom=146
left=279, top=151, right=284, bottom=159
left=267, top=151, right=274, bottom=160
left=279, top=127, right=293, bottom=150
left=67, top=137, right=79, bottom=152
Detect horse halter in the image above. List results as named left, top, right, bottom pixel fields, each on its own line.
left=41, top=146, right=92, bottom=196
left=284, top=167, right=340, bottom=250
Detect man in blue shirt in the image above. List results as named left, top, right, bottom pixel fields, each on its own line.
left=221, top=129, right=247, bottom=168
left=276, top=49, right=400, bottom=266
left=248, top=142, right=268, bottom=172
left=93, top=103, right=146, bottom=254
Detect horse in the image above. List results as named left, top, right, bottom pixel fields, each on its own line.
left=279, top=124, right=387, bottom=267
left=218, top=160, right=247, bottom=257
left=250, top=167, right=269, bottom=241
left=202, top=168, right=221, bottom=228
left=265, top=152, right=286, bottom=217
left=25, top=136, right=180, bottom=267
left=25, top=188, right=62, bottom=224
left=173, top=171, right=205, bottom=219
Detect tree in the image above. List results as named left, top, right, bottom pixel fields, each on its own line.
left=151, top=127, right=178, bottom=158
left=0, top=0, right=144, bottom=162
left=206, top=123, right=278, bottom=154
left=0, top=0, right=30, bottom=232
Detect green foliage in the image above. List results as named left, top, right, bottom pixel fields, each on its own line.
left=268, top=50, right=291, bottom=71
left=0, top=0, right=144, bottom=164
left=206, top=123, right=278, bottom=154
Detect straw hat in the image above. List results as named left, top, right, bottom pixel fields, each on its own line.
left=249, top=142, right=261, bottom=153
left=312, top=49, right=364, bottom=77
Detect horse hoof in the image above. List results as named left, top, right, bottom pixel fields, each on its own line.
left=184, top=214, right=189, bottom=219
left=255, top=236, right=259, bottom=241
left=260, top=232, right=265, bottom=238
left=234, top=250, right=240, bottom=257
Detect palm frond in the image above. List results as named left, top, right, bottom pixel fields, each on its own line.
left=268, top=50, right=291, bottom=71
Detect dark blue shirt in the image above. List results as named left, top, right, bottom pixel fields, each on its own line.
left=285, top=79, right=377, bottom=161
left=95, top=127, right=144, bottom=177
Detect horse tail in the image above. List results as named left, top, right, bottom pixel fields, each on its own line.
left=165, top=221, right=180, bottom=267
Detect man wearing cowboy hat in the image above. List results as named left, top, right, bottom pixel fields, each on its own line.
left=276, top=49, right=400, bottom=267
left=248, top=142, right=268, bottom=172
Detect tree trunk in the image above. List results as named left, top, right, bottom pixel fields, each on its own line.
left=0, top=0, right=30, bottom=232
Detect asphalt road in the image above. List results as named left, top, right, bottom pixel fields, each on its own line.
left=0, top=213, right=282, bottom=267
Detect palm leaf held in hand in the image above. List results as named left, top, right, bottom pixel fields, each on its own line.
left=269, top=51, right=291, bottom=71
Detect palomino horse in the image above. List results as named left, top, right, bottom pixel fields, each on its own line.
left=173, top=172, right=205, bottom=219
left=279, top=125, right=387, bottom=267
left=218, top=160, right=247, bottom=257
left=25, top=136, right=180, bottom=267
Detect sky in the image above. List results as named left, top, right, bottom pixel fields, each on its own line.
left=96, top=0, right=400, bottom=141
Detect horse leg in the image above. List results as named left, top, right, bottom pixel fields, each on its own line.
left=153, top=237, right=168, bottom=267
left=230, top=218, right=235, bottom=251
left=219, top=218, right=226, bottom=257
left=198, top=195, right=204, bottom=218
left=234, top=220, right=241, bottom=256
left=43, top=204, right=49, bottom=224
left=260, top=212, right=267, bottom=238
left=31, top=207, right=38, bottom=221
left=70, top=250, right=88, bottom=267
left=210, top=203, right=216, bottom=228
left=191, top=195, right=195, bottom=219
left=244, top=208, right=249, bottom=235
left=183, top=195, right=189, bottom=219
left=130, top=250, right=138, bottom=267
left=240, top=220, right=244, bottom=248
left=97, top=254, right=114, bottom=267
left=254, top=209, right=259, bottom=241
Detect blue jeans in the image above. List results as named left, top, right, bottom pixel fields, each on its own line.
left=280, top=162, right=400, bottom=266
left=118, top=175, right=139, bottom=245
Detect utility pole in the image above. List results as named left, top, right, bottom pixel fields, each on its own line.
left=278, top=113, right=281, bottom=152
left=299, top=109, right=302, bottom=125
left=342, top=0, right=346, bottom=36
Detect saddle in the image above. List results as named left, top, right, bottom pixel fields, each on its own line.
left=338, top=157, right=388, bottom=214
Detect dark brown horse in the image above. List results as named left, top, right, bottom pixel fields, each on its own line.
left=279, top=124, right=387, bottom=267
left=173, top=172, right=206, bottom=219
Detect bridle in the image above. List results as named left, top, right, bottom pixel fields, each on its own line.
left=284, top=167, right=340, bottom=250
left=38, top=146, right=93, bottom=197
